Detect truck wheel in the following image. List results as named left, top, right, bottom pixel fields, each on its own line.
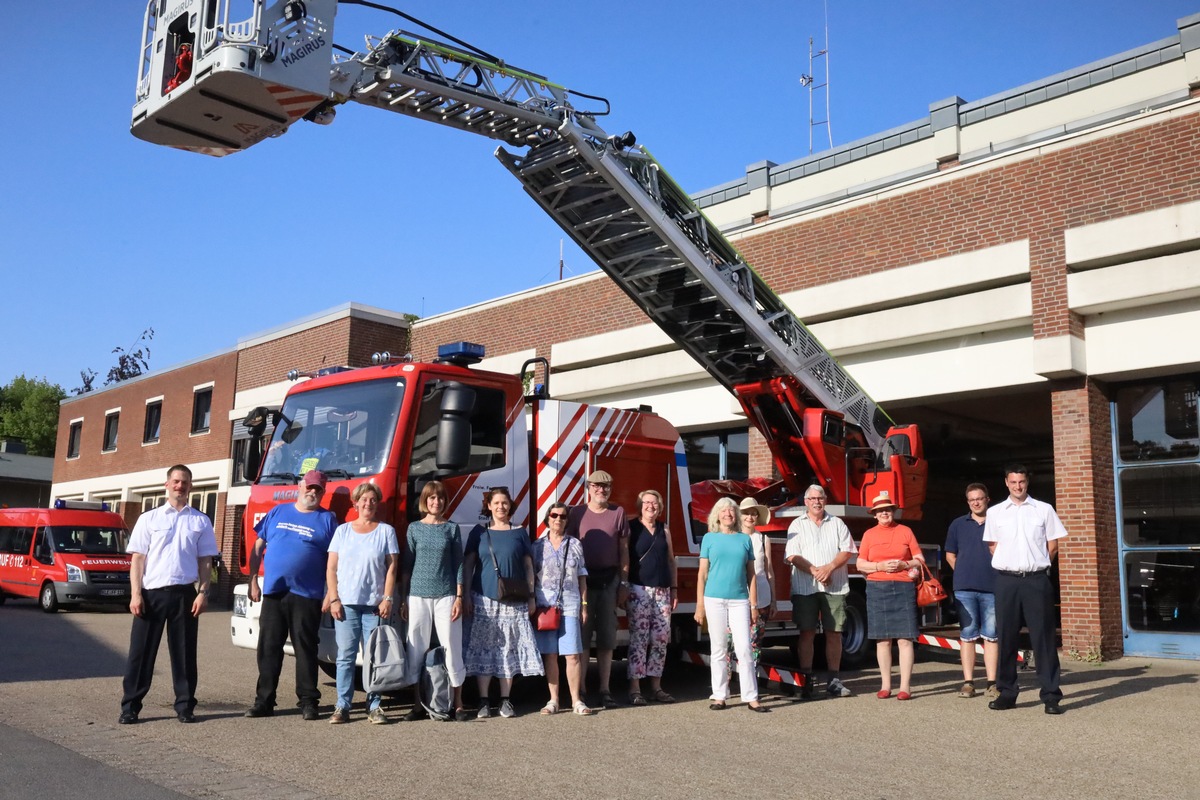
left=39, top=582, right=60, bottom=613
left=839, top=590, right=869, bottom=669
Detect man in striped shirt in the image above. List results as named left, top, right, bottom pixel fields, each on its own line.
left=784, top=485, right=858, bottom=700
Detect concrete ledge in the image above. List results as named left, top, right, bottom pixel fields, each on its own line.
left=1069, top=250, right=1200, bottom=314
left=1065, top=198, right=1200, bottom=267
left=1032, top=335, right=1087, bottom=379
left=783, top=240, right=1030, bottom=323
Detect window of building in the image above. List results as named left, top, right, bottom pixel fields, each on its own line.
left=144, top=400, right=162, bottom=444
left=140, top=492, right=166, bottom=514
left=1116, top=379, right=1199, bottom=462
left=191, top=388, right=213, bottom=434
left=103, top=412, right=120, bottom=452
left=67, top=420, right=82, bottom=459
left=683, top=428, right=749, bottom=483
left=190, top=488, right=218, bottom=523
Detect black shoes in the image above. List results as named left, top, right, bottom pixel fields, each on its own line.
left=1044, top=703, right=1065, bottom=716
left=118, top=711, right=139, bottom=725
left=988, top=697, right=1017, bottom=711
left=244, top=704, right=274, bottom=718
left=177, top=711, right=197, bottom=723
left=748, top=703, right=771, bottom=713
left=300, top=704, right=320, bottom=721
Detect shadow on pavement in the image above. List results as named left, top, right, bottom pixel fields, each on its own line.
left=0, top=602, right=128, bottom=683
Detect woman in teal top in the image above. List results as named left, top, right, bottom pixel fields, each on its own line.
left=400, top=480, right=466, bottom=721
left=694, top=497, right=767, bottom=712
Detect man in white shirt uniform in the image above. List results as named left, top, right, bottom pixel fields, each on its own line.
left=119, top=464, right=219, bottom=724
left=983, top=464, right=1067, bottom=715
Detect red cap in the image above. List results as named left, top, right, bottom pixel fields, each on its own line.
left=302, top=470, right=327, bottom=490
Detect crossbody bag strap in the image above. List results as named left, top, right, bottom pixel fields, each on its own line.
left=554, top=538, right=569, bottom=609
left=484, top=525, right=502, bottom=576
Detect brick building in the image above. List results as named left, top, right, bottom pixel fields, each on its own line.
left=408, top=14, right=1200, bottom=661
left=51, top=303, right=410, bottom=602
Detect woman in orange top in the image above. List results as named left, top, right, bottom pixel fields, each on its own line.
left=857, top=491, right=926, bottom=700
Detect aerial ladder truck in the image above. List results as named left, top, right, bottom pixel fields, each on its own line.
left=130, top=0, right=931, bottom=671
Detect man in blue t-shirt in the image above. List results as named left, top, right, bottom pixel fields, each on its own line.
left=945, top=482, right=999, bottom=699
left=244, top=470, right=337, bottom=720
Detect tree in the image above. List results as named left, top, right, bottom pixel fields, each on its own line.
left=74, top=328, right=155, bottom=395
left=0, top=375, right=66, bottom=456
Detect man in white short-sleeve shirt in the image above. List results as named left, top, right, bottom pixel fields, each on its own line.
left=983, top=464, right=1068, bottom=715
left=119, top=464, right=219, bottom=725
left=784, top=484, right=858, bottom=700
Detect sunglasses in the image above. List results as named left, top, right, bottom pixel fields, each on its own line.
left=548, top=512, right=568, bottom=519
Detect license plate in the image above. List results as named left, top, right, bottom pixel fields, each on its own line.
left=99, top=589, right=125, bottom=597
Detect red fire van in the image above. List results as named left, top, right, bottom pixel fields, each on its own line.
left=0, top=501, right=131, bottom=612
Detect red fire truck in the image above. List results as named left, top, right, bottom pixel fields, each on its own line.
left=131, top=0, right=933, bottom=673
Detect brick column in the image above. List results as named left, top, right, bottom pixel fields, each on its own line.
left=747, top=427, right=779, bottom=482
left=215, top=503, right=245, bottom=606
left=1051, top=378, right=1123, bottom=659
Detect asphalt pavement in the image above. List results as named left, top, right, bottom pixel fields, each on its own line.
left=0, top=598, right=1197, bottom=800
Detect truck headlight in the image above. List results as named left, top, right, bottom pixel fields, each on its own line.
left=66, top=564, right=85, bottom=583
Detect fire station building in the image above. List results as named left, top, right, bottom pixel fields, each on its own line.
left=53, top=14, right=1200, bottom=660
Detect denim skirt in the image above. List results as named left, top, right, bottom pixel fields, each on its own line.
left=866, top=580, right=918, bottom=640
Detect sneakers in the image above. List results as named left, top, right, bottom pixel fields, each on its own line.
left=984, top=684, right=1001, bottom=700
left=827, top=677, right=852, bottom=698
left=476, top=704, right=491, bottom=719
left=403, top=706, right=427, bottom=722
left=329, top=707, right=349, bottom=724
left=499, top=699, right=516, bottom=718
left=300, top=704, right=320, bottom=721
left=244, top=704, right=274, bottom=718
left=367, top=707, right=388, bottom=725
left=958, top=682, right=977, bottom=698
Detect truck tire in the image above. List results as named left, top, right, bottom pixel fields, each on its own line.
left=839, top=590, right=869, bottom=669
left=39, top=582, right=60, bottom=613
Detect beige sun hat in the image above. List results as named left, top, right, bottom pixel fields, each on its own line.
left=738, top=496, right=771, bottom=526
left=869, top=491, right=898, bottom=513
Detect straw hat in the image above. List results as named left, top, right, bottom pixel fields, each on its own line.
left=738, top=496, right=771, bottom=526
left=869, top=491, right=898, bottom=513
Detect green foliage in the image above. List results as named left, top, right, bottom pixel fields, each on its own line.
left=0, top=375, right=66, bottom=456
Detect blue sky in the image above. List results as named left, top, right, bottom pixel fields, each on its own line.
left=2, top=0, right=1197, bottom=393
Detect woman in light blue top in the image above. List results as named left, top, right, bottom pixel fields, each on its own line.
left=325, top=482, right=399, bottom=724
left=693, top=496, right=766, bottom=712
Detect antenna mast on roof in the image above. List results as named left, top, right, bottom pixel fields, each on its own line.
left=799, top=0, right=833, bottom=154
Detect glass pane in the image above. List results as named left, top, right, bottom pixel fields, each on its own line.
left=1125, top=551, right=1200, bottom=634
left=1120, top=464, right=1200, bottom=547
left=261, top=378, right=406, bottom=482
left=725, top=431, right=748, bottom=480
left=684, top=432, right=721, bottom=483
left=1117, top=379, right=1200, bottom=462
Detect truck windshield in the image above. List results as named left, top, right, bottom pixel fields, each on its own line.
left=258, top=377, right=406, bottom=484
left=48, top=527, right=127, bottom=554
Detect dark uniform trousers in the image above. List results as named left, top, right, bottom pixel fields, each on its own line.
left=255, top=590, right=323, bottom=708
left=121, top=584, right=200, bottom=715
left=995, top=570, right=1062, bottom=704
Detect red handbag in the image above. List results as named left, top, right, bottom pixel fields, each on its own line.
left=915, top=562, right=947, bottom=607
left=535, top=605, right=562, bottom=631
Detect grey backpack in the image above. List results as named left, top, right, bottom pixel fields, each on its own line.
left=419, top=646, right=454, bottom=721
left=363, top=621, right=409, bottom=694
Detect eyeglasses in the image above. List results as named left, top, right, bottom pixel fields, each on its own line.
left=589, top=484, right=611, bottom=491
left=548, top=512, right=567, bottom=520
left=740, top=510, right=758, bottom=516
left=804, top=496, right=824, bottom=502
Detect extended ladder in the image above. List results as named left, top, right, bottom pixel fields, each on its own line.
left=319, top=32, right=891, bottom=447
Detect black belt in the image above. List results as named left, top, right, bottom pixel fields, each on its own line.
left=998, top=568, right=1050, bottom=577
left=146, top=583, right=196, bottom=591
